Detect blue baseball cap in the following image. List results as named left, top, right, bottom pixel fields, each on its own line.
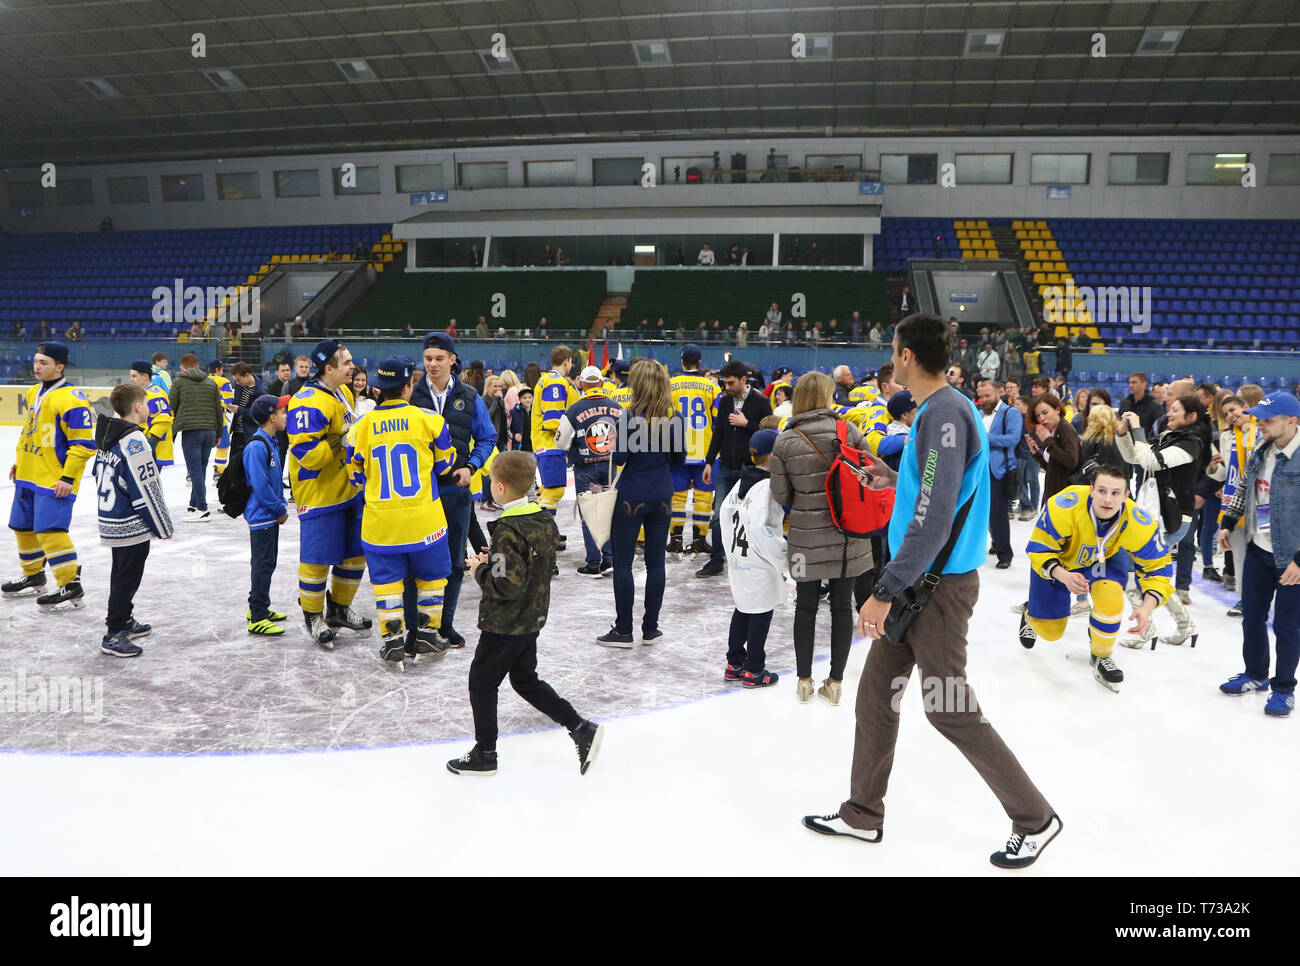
left=372, top=355, right=415, bottom=389
left=36, top=341, right=70, bottom=366
left=887, top=389, right=917, bottom=421
left=1244, top=391, right=1300, bottom=420
left=249, top=394, right=289, bottom=425
left=424, top=331, right=457, bottom=355
left=130, top=359, right=152, bottom=374
left=680, top=343, right=702, bottom=363
left=749, top=429, right=778, bottom=457
left=311, top=339, right=343, bottom=374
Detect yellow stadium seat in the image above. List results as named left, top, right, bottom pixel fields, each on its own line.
left=1046, top=273, right=1061, bottom=284
left=1033, top=273, right=1047, bottom=285
left=374, top=262, right=384, bottom=273
left=270, top=255, right=282, bottom=264
left=977, top=220, right=988, bottom=228
left=383, top=253, right=393, bottom=262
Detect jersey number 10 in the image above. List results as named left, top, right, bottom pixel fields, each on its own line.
left=372, top=443, right=421, bottom=499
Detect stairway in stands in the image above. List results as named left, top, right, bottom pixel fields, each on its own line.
left=1015, top=220, right=1103, bottom=349
left=593, top=294, right=626, bottom=337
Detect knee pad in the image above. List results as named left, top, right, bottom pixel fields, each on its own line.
left=1027, top=616, right=1068, bottom=642
left=298, top=562, right=329, bottom=613
left=37, top=531, right=78, bottom=586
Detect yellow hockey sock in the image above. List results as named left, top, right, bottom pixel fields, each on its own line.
left=373, top=579, right=406, bottom=638
left=298, top=562, right=329, bottom=614
left=539, top=485, right=565, bottom=515
left=330, top=556, right=366, bottom=607
left=14, top=529, right=45, bottom=576
left=691, top=490, right=714, bottom=538
left=38, top=531, right=78, bottom=586
left=671, top=490, right=688, bottom=529
left=1087, top=579, right=1125, bottom=658
left=415, top=576, right=447, bottom=632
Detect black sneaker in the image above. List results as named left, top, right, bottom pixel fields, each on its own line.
left=595, top=627, right=634, bottom=648
left=599, top=560, right=613, bottom=576
left=724, top=663, right=745, bottom=682
left=990, top=813, right=1063, bottom=869
left=1017, top=604, right=1037, bottom=649
left=801, top=813, right=883, bottom=843
left=695, top=560, right=724, bottom=578
left=441, top=627, right=466, bottom=649
left=642, top=628, right=664, bottom=644
left=1228, top=600, right=1243, bottom=618
left=447, top=744, right=498, bottom=776
left=125, top=618, right=152, bottom=638
left=2, top=572, right=46, bottom=596
left=1203, top=566, right=1223, bottom=582
left=742, top=668, right=779, bottom=688
left=37, top=581, right=84, bottom=610
left=576, top=563, right=604, bottom=577
left=689, top=535, right=711, bottom=556
left=100, top=629, right=143, bottom=658
left=556, top=535, right=567, bottom=551
left=570, top=720, right=604, bottom=775
left=666, top=528, right=685, bottom=554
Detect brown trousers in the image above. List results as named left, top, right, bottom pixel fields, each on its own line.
left=841, top=570, right=1053, bottom=835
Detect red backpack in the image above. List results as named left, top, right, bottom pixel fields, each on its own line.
left=792, top=420, right=896, bottom=537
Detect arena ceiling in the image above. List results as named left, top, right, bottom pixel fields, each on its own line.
left=1, top=0, right=1298, bottom=167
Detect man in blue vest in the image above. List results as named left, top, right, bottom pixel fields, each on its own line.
left=408, top=332, right=495, bottom=650
left=977, top=378, right=1022, bottom=569
left=555, top=365, right=622, bottom=576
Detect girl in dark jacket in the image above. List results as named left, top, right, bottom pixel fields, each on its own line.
left=1026, top=392, right=1081, bottom=504
left=769, top=371, right=872, bottom=707
left=597, top=360, right=687, bottom=647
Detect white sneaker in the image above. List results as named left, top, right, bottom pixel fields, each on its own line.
left=802, top=813, right=882, bottom=843
left=195, top=510, right=211, bottom=522
left=990, top=813, right=1062, bottom=869
left=1068, top=599, right=1091, bottom=617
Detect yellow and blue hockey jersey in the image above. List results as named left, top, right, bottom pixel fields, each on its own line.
left=287, top=380, right=360, bottom=519
left=347, top=400, right=456, bottom=553
left=838, top=401, right=890, bottom=455
left=671, top=371, right=721, bottom=465
left=1027, top=485, right=1173, bottom=602
left=609, top=383, right=634, bottom=409
left=15, top=380, right=95, bottom=495
left=848, top=384, right=880, bottom=405
left=530, top=368, right=578, bottom=456
left=144, top=384, right=175, bottom=466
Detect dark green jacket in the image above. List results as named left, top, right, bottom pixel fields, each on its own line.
left=474, top=502, right=559, bottom=636
left=168, top=367, right=225, bottom=433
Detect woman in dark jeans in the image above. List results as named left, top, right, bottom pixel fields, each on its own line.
left=596, top=359, right=686, bottom=647
left=769, top=371, right=873, bottom=707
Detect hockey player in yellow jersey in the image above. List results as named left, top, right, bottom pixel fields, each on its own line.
left=608, top=358, right=633, bottom=408
left=530, top=345, right=578, bottom=517
left=1017, top=466, right=1173, bottom=692
left=129, top=360, right=174, bottom=467
left=668, top=344, right=721, bottom=554
left=208, top=360, right=236, bottom=480
left=4, top=342, right=95, bottom=608
left=287, top=339, right=372, bottom=647
left=348, top=356, right=457, bottom=668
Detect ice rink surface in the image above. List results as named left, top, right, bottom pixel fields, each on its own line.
left=0, top=424, right=1295, bottom=875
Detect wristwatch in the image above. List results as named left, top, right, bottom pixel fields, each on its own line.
left=871, top=584, right=896, bottom=603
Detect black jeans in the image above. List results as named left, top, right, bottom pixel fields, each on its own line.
left=727, top=609, right=773, bottom=673
left=988, top=467, right=1016, bottom=563
left=611, top=497, right=671, bottom=636
left=468, top=630, right=583, bottom=749
left=795, top=576, right=855, bottom=680
left=248, top=526, right=280, bottom=622
left=106, top=542, right=150, bottom=636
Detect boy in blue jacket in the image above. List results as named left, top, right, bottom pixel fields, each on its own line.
left=93, top=383, right=174, bottom=657
left=244, top=394, right=290, bottom=635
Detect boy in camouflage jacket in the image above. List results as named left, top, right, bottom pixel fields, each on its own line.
left=447, top=450, right=605, bottom=777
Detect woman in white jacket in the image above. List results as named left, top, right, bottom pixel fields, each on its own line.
left=719, top=429, right=786, bottom=688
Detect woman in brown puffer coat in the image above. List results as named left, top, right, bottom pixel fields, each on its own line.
left=770, top=371, right=873, bottom=707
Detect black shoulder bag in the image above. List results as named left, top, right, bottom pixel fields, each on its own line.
left=879, top=494, right=976, bottom=646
